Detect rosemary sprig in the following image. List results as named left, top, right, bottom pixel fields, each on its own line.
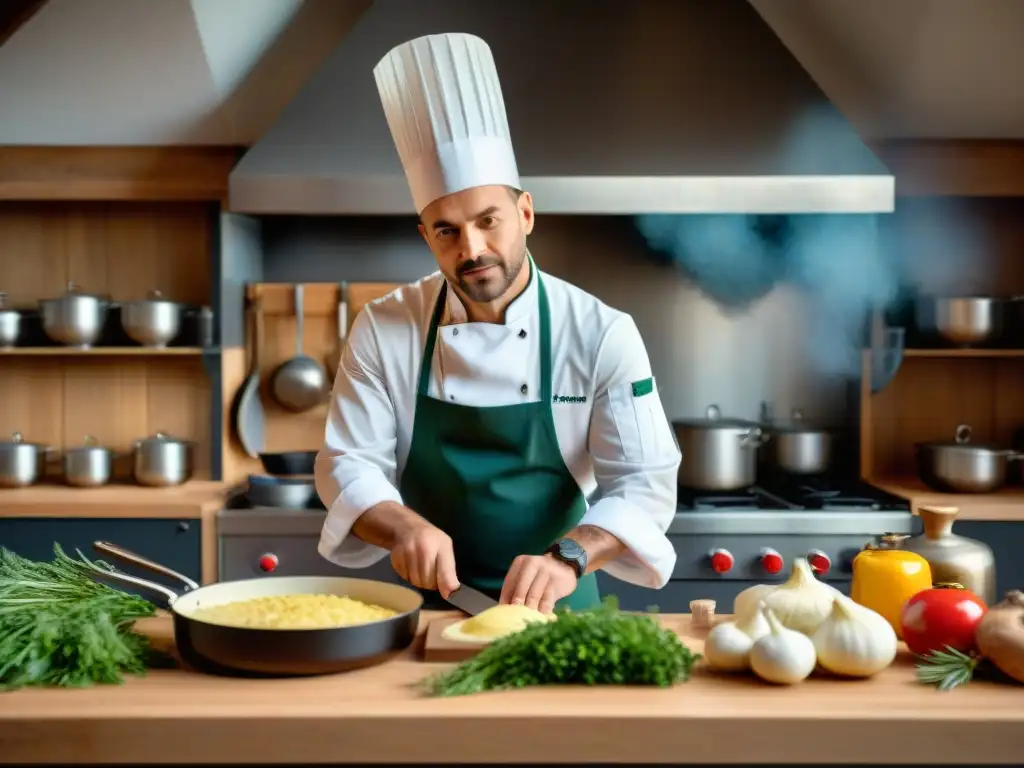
left=914, top=645, right=979, bottom=691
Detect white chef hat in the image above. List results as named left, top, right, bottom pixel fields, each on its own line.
left=374, top=33, right=521, bottom=214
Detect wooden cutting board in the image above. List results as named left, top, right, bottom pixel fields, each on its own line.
left=423, top=616, right=491, bottom=662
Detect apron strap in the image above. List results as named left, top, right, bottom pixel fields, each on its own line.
left=416, top=256, right=553, bottom=402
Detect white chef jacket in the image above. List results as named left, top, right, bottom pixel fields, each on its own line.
left=315, top=266, right=681, bottom=588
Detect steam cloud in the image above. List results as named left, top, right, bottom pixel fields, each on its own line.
left=633, top=107, right=983, bottom=379
left=635, top=211, right=895, bottom=377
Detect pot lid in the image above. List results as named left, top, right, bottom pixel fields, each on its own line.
left=125, top=289, right=181, bottom=306
left=46, top=281, right=109, bottom=302
left=136, top=431, right=193, bottom=446
left=0, top=431, right=47, bottom=450
left=674, top=404, right=757, bottom=429
left=917, top=424, right=1005, bottom=451
left=65, top=435, right=111, bottom=452
left=767, top=408, right=834, bottom=433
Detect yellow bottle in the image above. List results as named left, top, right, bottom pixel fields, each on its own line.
left=851, top=534, right=933, bottom=638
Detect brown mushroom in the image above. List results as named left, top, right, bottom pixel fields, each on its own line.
left=975, top=590, right=1024, bottom=685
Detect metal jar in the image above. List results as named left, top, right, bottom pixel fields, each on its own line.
left=62, top=436, right=114, bottom=488
left=132, top=432, right=194, bottom=487
left=0, top=292, right=21, bottom=348
left=673, top=404, right=767, bottom=491
left=915, top=424, right=1022, bottom=493
left=120, top=289, right=183, bottom=348
left=903, top=505, right=996, bottom=605
left=915, top=296, right=1005, bottom=346
left=0, top=432, right=49, bottom=488
left=39, top=282, right=111, bottom=348
left=766, top=409, right=833, bottom=475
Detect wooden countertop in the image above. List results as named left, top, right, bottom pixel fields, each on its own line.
left=871, top=477, right=1024, bottom=521
left=0, top=480, right=235, bottom=519
left=1, top=611, right=1020, bottom=765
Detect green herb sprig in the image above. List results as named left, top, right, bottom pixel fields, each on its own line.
left=914, top=646, right=980, bottom=691
left=0, top=545, right=158, bottom=691
left=423, top=598, right=700, bottom=697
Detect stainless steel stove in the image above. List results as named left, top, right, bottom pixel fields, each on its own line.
left=216, top=474, right=916, bottom=614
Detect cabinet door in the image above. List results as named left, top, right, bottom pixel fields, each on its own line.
left=0, top=518, right=203, bottom=594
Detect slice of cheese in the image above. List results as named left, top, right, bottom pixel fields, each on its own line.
left=442, top=604, right=556, bottom=645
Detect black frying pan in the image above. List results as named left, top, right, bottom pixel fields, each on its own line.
left=258, top=450, right=316, bottom=475
left=91, top=541, right=422, bottom=677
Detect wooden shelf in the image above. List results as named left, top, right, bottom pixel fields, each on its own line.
left=0, top=146, right=241, bottom=202
left=0, top=480, right=235, bottom=519
left=870, top=477, right=1024, bottom=522
left=902, top=348, right=1024, bottom=358
left=0, top=347, right=214, bottom=357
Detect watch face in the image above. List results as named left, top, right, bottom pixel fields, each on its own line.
left=559, top=539, right=585, bottom=559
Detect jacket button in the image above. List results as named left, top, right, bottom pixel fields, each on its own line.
left=518, top=329, right=527, bottom=338
left=520, top=384, right=528, bottom=395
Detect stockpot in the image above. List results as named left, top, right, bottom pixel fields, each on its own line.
left=916, top=424, right=1023, bottom=493
left=673, top=404, right=767, bottom=491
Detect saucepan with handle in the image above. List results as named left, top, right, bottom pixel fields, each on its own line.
left=89, top=541, right=422, bottom=677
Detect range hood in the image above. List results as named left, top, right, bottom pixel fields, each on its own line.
left=229, top=0, right=894, bottom=216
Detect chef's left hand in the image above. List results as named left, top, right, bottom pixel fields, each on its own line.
left=499, top=553, right=578, bottom=614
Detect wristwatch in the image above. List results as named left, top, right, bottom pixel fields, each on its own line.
left=546, top=538, right=587, bottom=579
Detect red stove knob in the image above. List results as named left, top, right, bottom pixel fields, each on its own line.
left=760, top=548, right=784, bottom=575
left=708, top=548, right=734, bottom=574
left=807, top=550, right=832, bottom=575
left=258, top=553, right=279, bottom=573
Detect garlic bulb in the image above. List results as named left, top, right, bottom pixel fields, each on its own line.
left=749, top=605, right=817, bottom=685
left=812, top=595, right=898, bottom=677
left=735, top=558, right=841, bottom=634
left=703, top=602, right=771, bottom=671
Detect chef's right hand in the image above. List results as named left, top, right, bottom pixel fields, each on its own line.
left=391, top=521, right=460, bottom=598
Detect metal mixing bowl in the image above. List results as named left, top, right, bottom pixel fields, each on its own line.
left=39, top=282, right=111, bottom=348
left=121, top=290, right=183, bottom=348
left=915, top=296, right=1005, bottom=346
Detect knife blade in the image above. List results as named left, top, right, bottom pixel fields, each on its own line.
left=445, top=585, right=498, bottom=616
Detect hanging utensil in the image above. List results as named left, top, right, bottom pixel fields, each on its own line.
left=325, top=281, right=349, bottom=383
left=232, top=295, right=266, bottom=458
left=270, top=285, right=328, bottom=413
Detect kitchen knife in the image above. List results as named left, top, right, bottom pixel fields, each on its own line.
left=445, top=585, right=498, bottom=616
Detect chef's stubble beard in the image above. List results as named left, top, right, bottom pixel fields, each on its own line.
left=457, top=238, right=528, bottom=303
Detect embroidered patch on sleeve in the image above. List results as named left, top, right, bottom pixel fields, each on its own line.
left=631, top=377, right=654, bottom=398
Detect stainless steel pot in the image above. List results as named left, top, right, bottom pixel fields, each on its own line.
left=121, top=289, right=183, bottom=348
left=915, top=296, right=1005, bottom=346
left=673, top=404, right=767, bottom=491
left=39, top=282, right=111, bottom=348
left=915, top=424, right=1023, bottom=493
left=0, top=292, right=21, bottom=348
left=246, top=474, right=317, bottom=508
left=0, top=432, right=49, bottom=488
left=132, top=432, right=194, bottom=487
left=62, top=435, right=114, bottom=487
left=766, top=409, right=833, bottom=475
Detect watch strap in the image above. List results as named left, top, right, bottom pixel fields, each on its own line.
left=547, top=538, right=586, bottom=578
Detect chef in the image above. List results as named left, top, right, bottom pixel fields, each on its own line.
left=315, top=32, right=681, bottom=613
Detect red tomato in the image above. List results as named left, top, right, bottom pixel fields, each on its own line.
left=899, top=583, right=987, bottom=656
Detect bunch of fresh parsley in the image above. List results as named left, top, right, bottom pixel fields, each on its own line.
left=423, top=598, right=700, bottom=697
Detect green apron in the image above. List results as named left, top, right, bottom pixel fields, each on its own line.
left=397, top=266, right=600, bottom=612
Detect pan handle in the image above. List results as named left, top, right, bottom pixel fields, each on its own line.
left=90, top=566, right=181, bottom=609
left=93, top=541, right=201, bottom=592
